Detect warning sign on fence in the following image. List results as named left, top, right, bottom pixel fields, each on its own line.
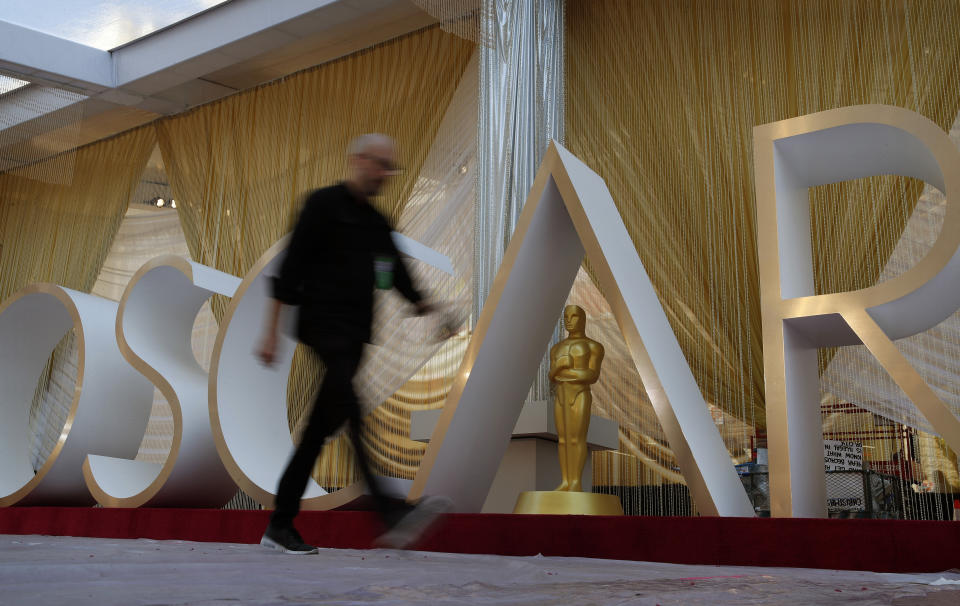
left=823, top=440, right=863, bottom=472
left=827, top=495, right=865, bottom=512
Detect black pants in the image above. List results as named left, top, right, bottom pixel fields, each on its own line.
left=270, top=344, right=404, bottom=529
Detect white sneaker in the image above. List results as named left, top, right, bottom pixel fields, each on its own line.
left=374, top=495, right=453, bottom=549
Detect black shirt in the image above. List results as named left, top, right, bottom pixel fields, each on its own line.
left=272, top=183, right=422, bottom=347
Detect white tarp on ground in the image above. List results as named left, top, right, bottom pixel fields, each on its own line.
left=1, top=534, right=958, bottom=605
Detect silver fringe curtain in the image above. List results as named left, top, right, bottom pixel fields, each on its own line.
left=474, top=0, right=565, bottom=401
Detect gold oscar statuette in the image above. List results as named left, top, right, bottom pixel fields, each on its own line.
left=513, top=305, right=623, bottom=515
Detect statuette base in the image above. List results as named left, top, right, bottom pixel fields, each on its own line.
left=512, top=490, right=624, bottom=515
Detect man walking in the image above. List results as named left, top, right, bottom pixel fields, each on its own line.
left=257, top=134, right=451, bottom=554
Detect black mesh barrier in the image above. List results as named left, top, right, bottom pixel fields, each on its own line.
left=738, top=470, right=914, bottom=519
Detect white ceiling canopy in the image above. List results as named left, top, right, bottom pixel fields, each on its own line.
left=0, top=0, right=230, bottom=51
left=0, top=0, right=437, bottom=168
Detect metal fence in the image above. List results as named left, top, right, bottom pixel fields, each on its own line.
left=738, top=468, right=905, bottom=519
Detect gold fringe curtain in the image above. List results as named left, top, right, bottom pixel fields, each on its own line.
left=313, top=334, right=468, bottom=487
left=361, top=334, right=468, bottom=480
left=156, top=25, right=474, bottom=487
left=156, top=26, right=473, bottom=284
left=569, top=1, right=960, bottom=504
left=566, top=0, right=960, bottom=460
left=0, top=126, right=156, bottom=301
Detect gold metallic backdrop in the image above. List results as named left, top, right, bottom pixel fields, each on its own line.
left=156, top=26, right=474, bottom=491
left=0, top=126, right=155, bottom=302
left=566, top=0, right=960, bottom=494
left=156, top=26, right=472, bottom=279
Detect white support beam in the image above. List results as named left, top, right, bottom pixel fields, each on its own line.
left=113, top=0, right=339, bottom=86
left=0, top=0, right=349, bottom=92
left=0, top=21, right=111, bottom=88
left=0, top=0, right=436, bottom=158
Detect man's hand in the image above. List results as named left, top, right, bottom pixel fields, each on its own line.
left=258, top=299, right=284, bottom=367
left=414, top=299, right=458, bottom=341
left=257, top=331, right=278, bottom=367
left=436, top=315, right=459, bottom=341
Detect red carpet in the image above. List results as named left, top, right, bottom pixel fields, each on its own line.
left=1, top=507, right=958, bottom=573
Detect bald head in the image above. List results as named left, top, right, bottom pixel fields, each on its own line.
left=346, top=133, right=398, bottom=198
left=348, top=133, right=395, bottom=157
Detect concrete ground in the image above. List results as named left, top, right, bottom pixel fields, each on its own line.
left=1, top=534, right=959, bottom=605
